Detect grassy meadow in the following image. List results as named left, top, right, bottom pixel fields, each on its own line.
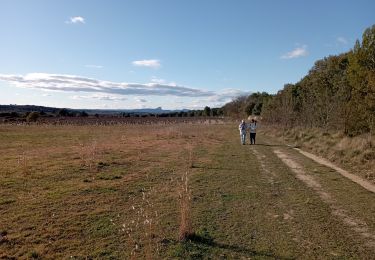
left=0, top=122, right=374, bottom=259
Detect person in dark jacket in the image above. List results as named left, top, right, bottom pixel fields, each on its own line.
left=248, top=119, right=257, bottom=145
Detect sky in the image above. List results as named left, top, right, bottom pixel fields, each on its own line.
left=0, top=0, right=374, bottom=110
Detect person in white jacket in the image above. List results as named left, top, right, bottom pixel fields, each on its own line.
left=238, top=119, right=247, bottom=145
left=248, top=119, right=257, bottom=145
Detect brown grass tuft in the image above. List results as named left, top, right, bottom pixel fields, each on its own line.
left=18, top=151, right=29, bottom=175
left=178, top=171, right=193, bottom=241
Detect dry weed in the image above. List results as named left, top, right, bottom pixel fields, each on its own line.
left=78, top=139, right=101, bottom=172
left=17, top=150, right=29, bottom=175
left=123, top=187, right=160, bottom=259
left=178, top=171, right=192, bottom=241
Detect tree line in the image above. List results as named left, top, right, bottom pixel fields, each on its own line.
left=1, top=106, right=224, bottom=123
left=122, top=107, right=224, bottom=118
left=223, top=24, right=375, bottom=136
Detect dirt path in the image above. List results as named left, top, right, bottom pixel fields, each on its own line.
left=295, top=148, right=375, bottom=193
left=274, top=149, right=375, bottom=248
left=243, top=130, right=375, bottom=258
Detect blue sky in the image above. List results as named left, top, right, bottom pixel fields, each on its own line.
left=0, top=0, right=374, bottom=109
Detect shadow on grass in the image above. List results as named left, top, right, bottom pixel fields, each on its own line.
left=181, top=233, right=295, bottom=259
left=251, top=143, right=291, bottom=148
left=191, top=165, right=245, bottom=171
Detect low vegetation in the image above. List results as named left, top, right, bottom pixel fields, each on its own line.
left=1, top=122, right=374, bottom=258
left=0, top=105, right=224, bottom=124
left=0, top=122, right=225, bottom=258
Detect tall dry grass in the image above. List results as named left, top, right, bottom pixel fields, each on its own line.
left=178, top=170, right=192, bottom=241
left=123, top=187, right=161, bottom=259
left=178, top=143, right=195, bottom=241
left=17, top=151, right=29, bottom=175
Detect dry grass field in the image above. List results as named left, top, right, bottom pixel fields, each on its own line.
left=1, top=122, right=374, bottom=259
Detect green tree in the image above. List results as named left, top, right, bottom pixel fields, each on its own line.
left=347, top=25, right=375, bottom=135
left=57, top=108, right=70, bottom=117
left=203, top=106, right=211, bottom=116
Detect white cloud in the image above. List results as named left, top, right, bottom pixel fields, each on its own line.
left=337, top=37, right=348, bottom=45
left=0, top=73, right=248, bottom=108
left=207, top=89, right=251, bottom=103
left=0, top=73, right=212, bottom=97
left=132, top=59, right=161, bottom=68
left=151, top=77, right=166, bottom=84
left=42, top=93, right=51, bottom=97
left=281, top=45, right=308, bottom=59
left=66, top=16, right=85, bottom=24
left=85, top=64, right=103, bottom=69
left=135, top=97, right=147, bottom=103
left=72, top=94, right=127, bottom=101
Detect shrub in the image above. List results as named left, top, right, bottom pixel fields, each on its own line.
left=26, top=112, right=40, bottom=122
left=57, top=108, right=70, bottom=117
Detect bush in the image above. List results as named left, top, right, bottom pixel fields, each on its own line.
left=26, top=112, right=40, bottom=122
left=79, top=111, right=89, bottom=117
left=57, top=108, right=70, bottom=117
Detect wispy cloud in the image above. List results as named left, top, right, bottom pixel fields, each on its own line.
left=150, top=77, right=166, bottom=84
left=72, top=94, right=127, bottom=101
left=132, top=59, right=161, bottom=68
left=85, top=64, right=103, bottom=69
left=0, top=73, right=247, bottom=107
left=179, top=89, right=251, bottom=110
left=207, top=89, right=251, bottom=103
left=0, top=73, right=212, bottom=97
left=281, top=45, right=308, bottom=59
left=66, top=16, right=85, bottom=24
left=337, top=36, right=348, bottom=45
left=135, top=97, right=147, bottom=103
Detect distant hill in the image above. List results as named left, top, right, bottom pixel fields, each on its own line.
left=0, top=104, right=189, bottom=115
left=0, top=105, right=60, bottom=114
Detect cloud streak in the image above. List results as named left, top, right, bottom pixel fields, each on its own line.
left=150, top=77, right=166, bottom=84
left=207, top=89, right=250, bottom=103
left=337, top=36, right=348, bottom=45
left=85, top=64, right=103, bottom=69
left=135, top=97, right=147, bottom=103
left=281, top=45, right=308, bottom=59
left=0, top=73, right=214, bottom=97
left=132, top=59, right=161, bottom=68
left=72, top=94, right=127, bottom=101
left=66, top=16, right=85, bottom=24
left=0, top=73, right=248, bottom=107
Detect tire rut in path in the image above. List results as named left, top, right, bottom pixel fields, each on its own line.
left=295, top=148, right=375, bottom=193
left=274, top=149, right=375, bottom=248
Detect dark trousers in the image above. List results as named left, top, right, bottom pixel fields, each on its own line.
left=250, top=133, right=256, bottom=144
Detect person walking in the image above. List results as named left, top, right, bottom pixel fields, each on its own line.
left=238, top=119, right=247, bottom=145
left=248, top=119, right=257, bottom=145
